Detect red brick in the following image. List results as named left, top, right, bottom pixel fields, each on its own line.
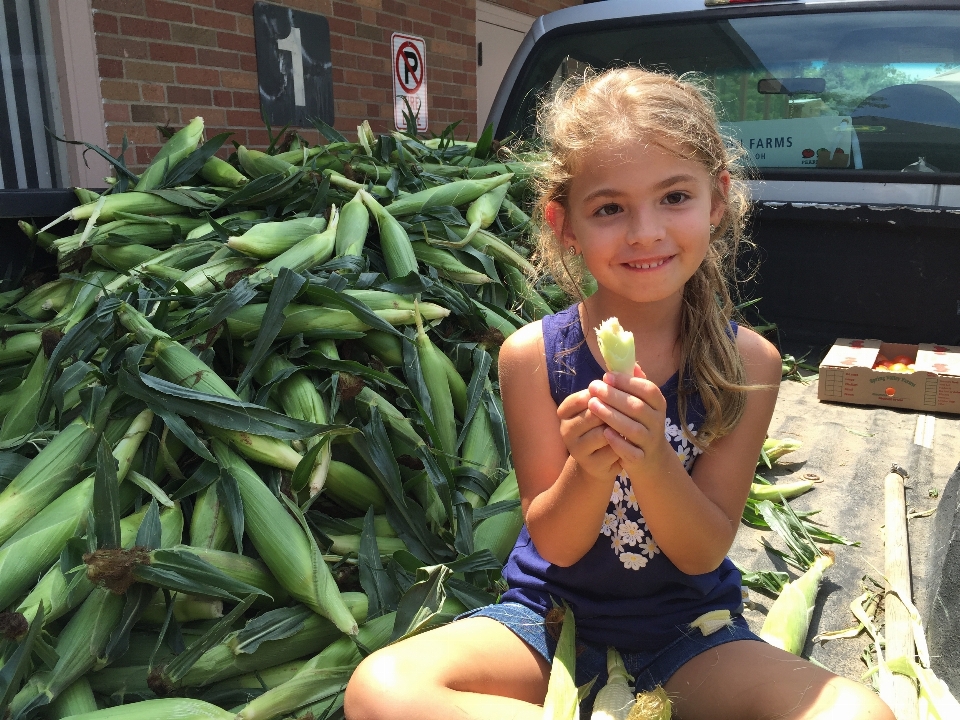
left=355, top=23, right=383, bottom=42
left=195, top=8, right=236, bottom=30
left=216, top=31, right=253, bottom=53
left=226, top=109, right=261, bottom=126
left=125, top=60, right=175, bottom=83
left=96, top=35, right=150, bottom=59
left=100, top=80, right=141, bottom=101
left=107, top=124, right=158, bottom=145
left=120, top=17, right=170, bottom=40
left=135, top=145, right=160, bottom=166
left=342, top=36, right=372, bottom=56
left=92, top=11, right=119, bottom=34
left=336, top=84, right=359, bottom=100
left=141, top=83, right=165, bottom=102
left=431, top=11, right=452, bottom=27
left=332, top=1, right=362, bottom=21
left=167, top=85, right=211, bottom=105
left=182, top=106, right=227, bottom=125
left=145, top=0, right=192, bottom=23
left=93, top=0, right=145, bottom=13
left=170, top=23, right=218, bottom=46
left=150, top=42, right=196, bottom=64
left=236, top=15, right=254, bottom=35
left=239, top=53, right=257, bottom=72
left=197, top=47, right=239, bottom=68
left=232, top=91, right=259, bottom=108
left=357, top=54, right=387, bottom=73
left=103, top=103, right=131, bottom=122
left=213, top=89, right=233, bottom=107
left=327, top=17, right=355, bottom=35
left=331, top=50, right=358, bottom=69
left=220, top=70, right=257, bottom=90
left=367, top=103, right=381, bottom=117
left=131, top=104, right=180, bottom=124
left=176, top=66, right=220, bottom=86
left=329, top=33, right=343, bottom=51
left=246, top=128, right=271, bottom=147
left=98, top=57, right=124, bottom=78
left=214, top=0, right=254, bottom=13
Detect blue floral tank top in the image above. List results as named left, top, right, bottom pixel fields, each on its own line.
left=501, top=303, right=744, bottom=651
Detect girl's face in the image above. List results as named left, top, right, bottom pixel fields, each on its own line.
left=547, top=142, right=729, bottom=307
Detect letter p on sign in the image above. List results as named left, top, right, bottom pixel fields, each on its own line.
left=392, top=33, right=428, bottom=132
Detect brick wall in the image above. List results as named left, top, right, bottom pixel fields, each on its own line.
left=91, top=0, right=577, bottom=171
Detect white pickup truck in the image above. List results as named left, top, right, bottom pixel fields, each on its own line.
left=486, top=0, right=960, bottom=694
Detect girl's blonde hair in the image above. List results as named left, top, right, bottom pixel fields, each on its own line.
left=531, top=67, right=754, bottom=448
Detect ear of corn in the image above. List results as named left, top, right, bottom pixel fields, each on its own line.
left=91, top=244, right=163, bottom=272
left=139, top=593, right=223, bottom=624
left=472, top=504, right=523, bottom=563
left=226, top=217, right=328, bottom=259
left=67, top=192, right=185, bottom=223
left=360, top=189, right=418, bottom=279
left=591, top=648, right=635, bottom=720
left=435, top=347, right=468, bottom=419
left=260, top=207, right=339, bottom=276
left=175, top=546, right=290, bottom=606
left=0, top=331, right=42, bottom=367
left=452, top=225, right=535, bottom=275
left=49, top=698, right=235, bottom=720
left=748, top=480, right=815, bottom=502
left=460, top=404, right=499, bottom=507
left=47, top=677, right=98, bottom=719
left=186, top=210, right=265, bottom=240
left=0, top=349, right=47, bottom=443
left=414, top=311, right=457, bottom=458
left=596, top=318, right=636, bottom=375
left=237, top=146, right=297, bottom=179
left=543, top=604, right=579, bottom=720
left=384, top=174, right=513, bottom=217
left=327, top=533, right=407, bottom=557
left=461, top=181, right=511, bottom=244
left=189, top=484, right=233, bottom=551
left=358, top=329, right=404, bottom=366
left=14, top=278, right=73, bottom=320
left=135, top=117, right=205, bottom=191
left=759, top=552, right=834, bottom=654
left=323, top=460, right=387, bottom=514
left=200, top=155, right=249, bottom=188
left=353, top=386, right=425, bottom=456
left=334, top=190, right=371, bottom=257
left=628, top=687, right=672, bottom=720
left=211, top=440, right=359, bottom=635
left=411, top=242, right=492, bottom=285
left=500, top=262, right=554, bottom=320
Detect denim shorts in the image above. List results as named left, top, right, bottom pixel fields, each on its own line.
left=456, top=601, right=765, bottom=717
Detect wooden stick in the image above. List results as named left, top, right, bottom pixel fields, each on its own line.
left=883, top=464, right=918, bottom=720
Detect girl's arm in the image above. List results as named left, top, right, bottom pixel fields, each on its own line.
left=498, top=322, right=622, bottom=567
left=587, top=327, right=782, bottom=574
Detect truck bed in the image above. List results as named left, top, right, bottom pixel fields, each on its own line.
left=729, top=373, right=960, bottom=683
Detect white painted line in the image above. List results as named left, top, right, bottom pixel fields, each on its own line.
left=914, top=414, right=935, bottom=449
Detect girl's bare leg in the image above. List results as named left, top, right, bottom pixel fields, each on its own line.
left=665, top=639, right=896, bottom=720
left=344, top=617, right=551, bottom=720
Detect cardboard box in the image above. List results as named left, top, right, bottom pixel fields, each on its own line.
left=818, top=339, right=960, bottom=414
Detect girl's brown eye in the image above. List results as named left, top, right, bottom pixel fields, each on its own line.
left=664, top=192, right=687, bottom=205
left=596, top=204, right=621, bottom=217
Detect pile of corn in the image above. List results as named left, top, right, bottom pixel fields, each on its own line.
left=0, top=117, right=555, bottom=720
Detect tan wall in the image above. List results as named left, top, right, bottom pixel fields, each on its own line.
left=90, top=0, right=578, bottom=170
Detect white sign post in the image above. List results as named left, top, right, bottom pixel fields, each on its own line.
left=392, top=33, right=428, bottom=132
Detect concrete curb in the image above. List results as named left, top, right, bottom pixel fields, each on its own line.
left=925, top=461, right=960, bottom=694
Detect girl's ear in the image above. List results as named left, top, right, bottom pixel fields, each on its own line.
left=545, top=200, right=574, bottom=248
left=710, top=170, right=731, bottom=227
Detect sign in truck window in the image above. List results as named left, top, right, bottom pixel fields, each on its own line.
left=722, top=117, right=854, bottom=169
left=254, top=3, right=335, bottom=128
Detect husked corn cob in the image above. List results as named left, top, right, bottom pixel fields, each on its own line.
left=334, top=190, right=371, bottom=257
left=211, top=440, right=359, bottom=635
left=226, top=217, right=328, bottom=259
left=135, top=116, right=204, bottom=191
left=384, top=174, right=513, bottom=217
left=200, top=155, right=249, bottom=188
left=759, top=552, right=834, bottom=655
left=360, top=189, right=418, bottom=279
left=591, top=648, right=635, bottom=720
left=411, top=242, right=492, bottom=284
left=323, top=460, right=387, bottom=514
left=596, top=317, right=636, bottom=375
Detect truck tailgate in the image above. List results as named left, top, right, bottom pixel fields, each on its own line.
left=728, top=375, right=960, bottom=683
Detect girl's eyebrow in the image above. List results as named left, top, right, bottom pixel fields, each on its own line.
left=581, top=174, right=700, bottom=204
left=653, top=174, right=699, bottom=189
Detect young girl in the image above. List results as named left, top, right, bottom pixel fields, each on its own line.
left=344, top=68, right=894, bottom=720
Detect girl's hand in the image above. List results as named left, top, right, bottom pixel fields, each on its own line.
left=586, top=365, right=671, bottom=477
left=556, top=389, right=622, bottom=481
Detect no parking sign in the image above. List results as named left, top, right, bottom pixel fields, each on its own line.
left=392, top=33, right=428, bottom=132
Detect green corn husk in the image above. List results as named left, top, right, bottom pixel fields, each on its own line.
left=47, top=676, right=98, bottom=719
left=461, top=181, right=511, bottom=244
left=452, top=225, right=535, bottom=275
left=0, top=390, right=118, bottom=545
left=259, top=208, right=339, bottom=276
left=0, top=331, right=41, bottom=367
left=204, top=426, right=303, bottom=472
left=48, top=269, right=119, bottom=332
left=237, top=146, right=296, bottom=179
left=225, top=303, right=448, bottom=340
left=273, top=145, right=325, bottom=165
left=460, top=403, right=500, bottom=508
left=226, top=217, right=328, bottom=259
left=410, top=242, right=491, bottom=284
left=162, top=256, right=257, bottom=296
left=0, top=349, right=47, bottom=443
left=360, top=188, right=418, bottom=279
left=200, top=155, right=249, bottom=188
left=591, top=648, right=635, bottom=720
left=501, top=262, right=553, bottom=320
left=334, top=190, right=371, bottom=257
left=543, top=604, right=579, bottom=720
left=186, top=210, right=265, bottom=240
left=472, top=504, right=523, bottom=564
left=384, top=174, right=513, bottom=217
left=139, top=593, right=223, bottom=624
left=435, top=347, right=468, bottom=419
left=63, top=192, right=184, bottom=224
left=211, top=440, right=359, bottom=635
left=91, top=243, right=163, bottom=272
left=414, top=311, right=457, bottom=458
left=189, top=484, right=233, bottom=551
left=358, top=329, right=404, bottom=366
left=501, top=196, right=531, bottom=228
left=748, top=479, right=815, bottom=502
left=57, top=698, right=235, bottom=720
left=16, top=502, right=183, bottom=628
left=14, top=278, right=73, bottom=320
left=325, top=170, right=388, bottom=196
left=323, top=460, right=387, bottom=514
left=327, top=533, right=407, bottom=557
left=176, top=546, right=290, bottom=606
left=202, top=660, right=307, bottom=696
left=235, top=611, right=397, bottom=720
left=760, top=437, right=803, bottom=464
left=353, top=386, right=425, bottom=455
left=759, top=552, right=835, bottom=655
left=135, top=116, right=204, bottom=191
left=342, top=514, right=398, bottom=537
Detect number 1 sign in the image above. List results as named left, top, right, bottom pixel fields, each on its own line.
left=254, top=2, right=334, bottom=128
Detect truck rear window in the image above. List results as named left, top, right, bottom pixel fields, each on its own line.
left=500, top=10, right=960, bottom=175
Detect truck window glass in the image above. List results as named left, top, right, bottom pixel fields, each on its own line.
left=502, top=10, right=960, bottom=175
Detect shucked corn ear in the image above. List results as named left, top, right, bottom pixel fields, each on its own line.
left=211, top=440, right=359, bottom=635
left=591, top=648, right=635, bottom=720
left=759, top=551, right=834, bottom=655
left=596, top=317, right=636, bottom=375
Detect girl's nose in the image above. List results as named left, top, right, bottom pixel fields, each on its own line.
left=625, top=211, right=663, bottom=245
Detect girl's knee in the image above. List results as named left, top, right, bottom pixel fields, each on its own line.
left=345, top=648, right=438, bottom=720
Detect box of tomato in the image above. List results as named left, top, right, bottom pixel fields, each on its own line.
left=817, top=338, right=960, bottom=414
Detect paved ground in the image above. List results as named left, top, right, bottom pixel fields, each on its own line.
left=727, top=375, right=960, bottom=686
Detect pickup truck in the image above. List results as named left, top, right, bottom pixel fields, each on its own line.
left=485, top=0, right=960, bottom=696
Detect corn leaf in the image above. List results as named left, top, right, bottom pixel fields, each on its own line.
left=358, top=507, right=401, bottom=619
left=160, top=132, right=232, bottom=189
left=455, top=347, right=492, bottom=448
left=93, top=438, right=121, bottom=550
left=216, top=469, right=245, bottom=555
left=390, top=564, right=452, bottom=642
left=0, top=603, right=44, bottom=710
left=103, top=582, right=157, bottom=663
left=233, top=606, right=312, bottom=655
